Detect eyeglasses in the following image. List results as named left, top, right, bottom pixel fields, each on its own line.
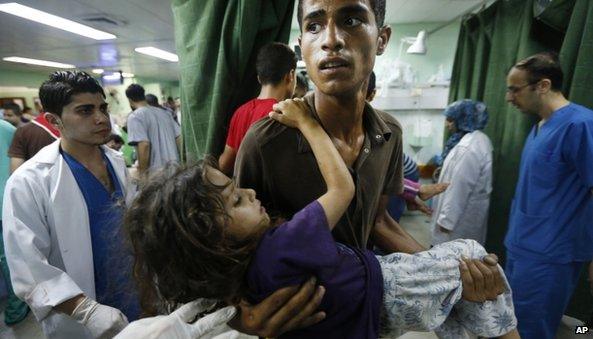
left=506, top=81, right=539, bottom=94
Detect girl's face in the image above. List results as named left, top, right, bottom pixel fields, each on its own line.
left=205, top=167, right=271, bottom=240
left=445, top=117, right=457, bottom=133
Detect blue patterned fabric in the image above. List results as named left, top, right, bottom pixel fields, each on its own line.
left=378, top=239, right=517, bottom=338
left=440, top=100, right=489, bottom=164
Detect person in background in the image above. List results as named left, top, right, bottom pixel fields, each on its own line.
left=218, top=42, right=297, bottom=175
left=0, top=119, right=29, bottom=326
left=2, top=103, right=25, bottom=128
left=8, top=110, right=60, bottom=173
left=126, top=84, right=181, bottom=176
left=22, top=106, right=36, bottom=121
left=431, top=100, right=492, bottom=245
left=503, top=52, right=593, bottom=339
left=106, top=134, right=125, bottom=152
left=365, top=71, right=447, bottom=220
left=293, top=72, right=309, bottom=99
left=174, top=97, right=182, bottom=125
left=3, top=71, right=139, bottom=338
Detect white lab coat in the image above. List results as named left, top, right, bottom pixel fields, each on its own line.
left=2, top=140, right=132, bottom=338
left=431, top=130, right=493, bottom=245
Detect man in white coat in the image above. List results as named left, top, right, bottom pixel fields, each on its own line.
left=2, top=71, right=137, bottom=338
left=431, top=100, right=493, bottom=245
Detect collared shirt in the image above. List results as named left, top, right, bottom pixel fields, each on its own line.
left=505, top=103, right=593, bottom=263
left=236, top=92, right=403, bottom=248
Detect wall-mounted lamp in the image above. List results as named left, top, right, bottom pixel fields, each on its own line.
left=398, top=0, right=491, bottom=58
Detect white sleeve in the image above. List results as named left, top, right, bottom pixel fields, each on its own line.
left=436, top=146, right=483, bottom=230
left=2, top=172, right=83, bottom=321
left=127, top=113, right=149, bottom=145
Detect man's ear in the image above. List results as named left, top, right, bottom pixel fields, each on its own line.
left=538, top=78, right=552, bottom=93
left=377, top=25, right=391, bottom=56
left=286, top=69, right=296, bottom=84
left=44, top=112, right=62, bottom=129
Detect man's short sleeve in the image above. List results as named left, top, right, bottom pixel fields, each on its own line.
left=7, top=126, right=26, bottom=158
left=382, top=126, right=404, bottom=196
left=126, top=112, right=148, bottom=145
left=564, top=118, right=593, bottom=188
left=225, top=112, right=243, bottom=149
left=235, top=127, right=268, bottom=199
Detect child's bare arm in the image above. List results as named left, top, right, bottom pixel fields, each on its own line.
left=269, top=99, right=354, bottom=229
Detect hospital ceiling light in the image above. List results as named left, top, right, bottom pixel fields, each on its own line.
left=3, top=56, right=75, bottom=69
left=0, top=3, right=116, bottom=40
left=92, top=69, right=104, bottom=74
left=134, top=47, right=179, bottom=62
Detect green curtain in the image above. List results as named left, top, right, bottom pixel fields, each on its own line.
left=172, top=0, right=294, bottom=160
left=449, top=0, right=593, bottom=321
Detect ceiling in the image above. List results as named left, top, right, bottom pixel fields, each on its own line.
left=0, top=0, right=491, bottom=83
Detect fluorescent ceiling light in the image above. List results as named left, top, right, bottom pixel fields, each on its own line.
left=122, top=72, right=134, bottom=78
left=0, top=3, right=116, bottom=40
left=3, top=56, right=75, bottom=68
left=134, top=47, right=179, bottom=62
left=92, top=68, right=104, bottom=74
left=103, top=73, right=121, bottom=81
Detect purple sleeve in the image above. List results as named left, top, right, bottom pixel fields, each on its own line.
left=247, top=201, right=339, bottom=301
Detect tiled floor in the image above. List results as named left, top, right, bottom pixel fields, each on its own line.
left=0, top=211, right=589, bottom=338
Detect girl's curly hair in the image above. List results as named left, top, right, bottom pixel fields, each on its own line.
left=124, top=158, right=263, bottom=315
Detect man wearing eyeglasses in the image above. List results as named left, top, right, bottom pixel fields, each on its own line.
left=504, top=52, right=593, bottom=339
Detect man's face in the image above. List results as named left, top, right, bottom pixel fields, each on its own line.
left=506, top=67, right=541, bottom=115
left=50, top=92, right=112, bottom=147
left=3, top=109, right=20, bottom=127
left=299, top=0, right=390, bottom=97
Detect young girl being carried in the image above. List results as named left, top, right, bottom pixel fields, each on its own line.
left=124, top=98, right=519, bottom=338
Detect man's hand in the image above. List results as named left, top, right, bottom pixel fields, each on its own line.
left=229, top=277, right=326, bottom=337
left=418, top=182, right=449, bottom=201
left=459, top=255, right=505, bottom=302
left=406, top=196, right=432, bottom=215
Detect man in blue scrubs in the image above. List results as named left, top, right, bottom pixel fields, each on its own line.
left=504, top=52, right=593, bottom=338
left=3, top=71, right=139, bottom=338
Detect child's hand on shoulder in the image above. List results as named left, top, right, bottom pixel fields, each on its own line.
left=269, top=98, right=316, bottom=130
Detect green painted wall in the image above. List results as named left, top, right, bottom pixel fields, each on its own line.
left=288, top=20, right=461, bottom=84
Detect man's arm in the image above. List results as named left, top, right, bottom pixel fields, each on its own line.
left=371, top=195, right=426, bottom=254
left=136, top=141, right=150, bottom=176
left=175, top=136, right=182, bottom=158
left=9, top=157, right=25, bottom=174
left=219, top=145, right=238, bottom=176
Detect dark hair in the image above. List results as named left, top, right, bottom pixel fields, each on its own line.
left=145, top=94, right=160, bottom=107
left=22, top=106, right=32, bottom=113
left=256, top=42, right=297, bottom=85
left=514, top=52, right=563, bottom=92
left=38, top=71, right=105, bottom=116
left=108, top=134, right=124, bottom=144
left=296, top=72, right=309, bottom=90
left=125, top=84, right=146, bottom=102
left=2, top=103, right=22, bottom=116
left=366, top=71, right=376, bottom=98
left=297, top=0, right=386, bottom=30
left=125, top=159, right=264, bottom=315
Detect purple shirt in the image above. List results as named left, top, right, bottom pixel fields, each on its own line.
left=247, top=201, right=383, bottom=339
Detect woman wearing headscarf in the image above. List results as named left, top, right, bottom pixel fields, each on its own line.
left=431, top=99, right=492, bottom=245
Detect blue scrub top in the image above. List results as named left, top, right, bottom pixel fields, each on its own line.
left=62, top=149, right=140, bottom=320
left=505, top=103, right=593, bottom=263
